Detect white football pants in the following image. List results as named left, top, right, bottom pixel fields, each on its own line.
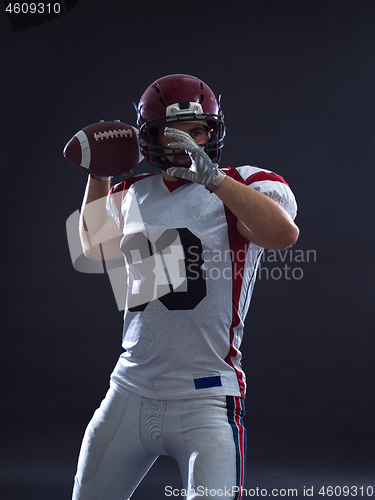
left=72, top=381, right=246, bottom=500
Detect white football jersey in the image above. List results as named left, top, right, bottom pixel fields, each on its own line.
left=106, top=166, right=297, bottom=399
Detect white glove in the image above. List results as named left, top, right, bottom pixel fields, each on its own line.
left=164, top=128, right=226, bottom=192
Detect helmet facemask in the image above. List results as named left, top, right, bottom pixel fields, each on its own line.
left=138, top=116, right=224, bottom=171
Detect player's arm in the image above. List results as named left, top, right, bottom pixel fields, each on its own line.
left=214, top=176, right=299, bottom=250
left=164, top=128, right=299, bottom=250
left=79, top=176, right=124, bottom=261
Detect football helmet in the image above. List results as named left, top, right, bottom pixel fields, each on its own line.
left=135, top=74, right=225, bottom=169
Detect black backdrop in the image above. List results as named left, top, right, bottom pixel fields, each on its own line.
left=1, top=1, right=374, bottom=498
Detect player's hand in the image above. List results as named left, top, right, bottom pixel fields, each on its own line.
left=164, top=128, right=226, bottom=192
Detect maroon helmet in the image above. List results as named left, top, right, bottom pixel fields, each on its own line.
left=135, top=74, right=225, bottom=169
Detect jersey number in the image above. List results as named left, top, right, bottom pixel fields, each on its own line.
left=121, top=228, right=206, bottom=312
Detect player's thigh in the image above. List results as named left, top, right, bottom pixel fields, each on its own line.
left=72, top=382, right=157, bottom=500
left=177, top=396, right=246, bottom=499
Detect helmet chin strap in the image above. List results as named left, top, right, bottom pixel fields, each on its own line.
left=157, top=158, right=192, bottom=184
left=157, top=154, right=192, bottom=173
left=155, top=146, right=194, bottom=184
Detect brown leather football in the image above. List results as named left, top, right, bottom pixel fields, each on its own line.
left=63, top=121, right=143, bottom=176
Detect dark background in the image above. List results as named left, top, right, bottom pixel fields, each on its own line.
left=1, top=0, right=374, bottom=498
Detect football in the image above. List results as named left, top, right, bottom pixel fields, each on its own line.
left=63, top=121, right=143, bottom=176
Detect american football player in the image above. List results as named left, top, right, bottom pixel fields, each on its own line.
left=72, top=74, right=299, bottom=500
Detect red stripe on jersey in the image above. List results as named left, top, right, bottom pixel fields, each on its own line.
left=245, top=170, right=289, bottom=187
left=223, top=202, right=249, bottom=398
left=222, top=167, right=285, bottom=398
left=110, top=173, right=156, bottom=194
left=223, top=167, right=289, bottom=187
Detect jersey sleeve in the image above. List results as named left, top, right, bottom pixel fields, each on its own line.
left=106, top=173, right=158, bottom=230
left=224, top=165, right=298, bottom=220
